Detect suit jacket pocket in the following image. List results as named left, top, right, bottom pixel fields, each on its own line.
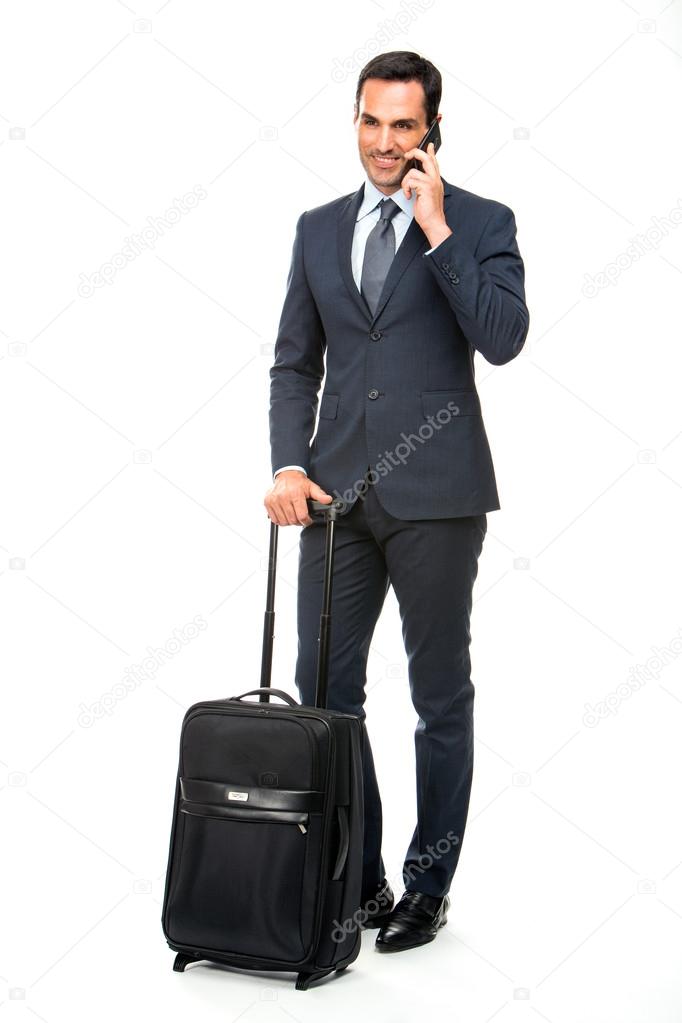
left=421, top=389, right=481, bottom=419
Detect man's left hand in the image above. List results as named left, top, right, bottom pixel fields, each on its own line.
left=402, top=141, right=453, bottom=250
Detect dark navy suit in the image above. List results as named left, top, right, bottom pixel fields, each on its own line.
left=269, top=177, right=529, bottom=899
left=270, top=177, right=529, bottom=518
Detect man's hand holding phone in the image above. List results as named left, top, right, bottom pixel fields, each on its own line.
left=401, top=126, right=452, bottom=250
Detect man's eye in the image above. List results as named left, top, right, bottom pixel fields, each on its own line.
left=366, top=119, right=408, bottom=127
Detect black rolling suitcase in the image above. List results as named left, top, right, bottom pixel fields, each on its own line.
left=161, top=497, right=365, bottom=990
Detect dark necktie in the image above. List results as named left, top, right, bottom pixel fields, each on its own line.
left=360, top=198, right=401, bottom=316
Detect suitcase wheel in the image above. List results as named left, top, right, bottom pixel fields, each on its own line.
left=173, top=952, right=201, bottom=972
left=295, top=967, right=335, bottom=990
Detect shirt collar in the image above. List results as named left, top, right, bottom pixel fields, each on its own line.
left=356, top=174, right=415, bottom=222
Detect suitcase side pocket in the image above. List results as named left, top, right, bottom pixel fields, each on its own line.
left=164, top=778, right=326, bottom=962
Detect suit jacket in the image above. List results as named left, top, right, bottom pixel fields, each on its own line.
left=268, top=177, right=529, bottom=519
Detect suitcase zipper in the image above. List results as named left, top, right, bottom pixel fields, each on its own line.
left=180, top=802, right=310, bottom=832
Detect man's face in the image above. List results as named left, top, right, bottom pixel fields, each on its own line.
left=354, top=78, right=432, bottom=195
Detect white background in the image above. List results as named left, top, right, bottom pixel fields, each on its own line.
left=2, top=0, right=682, bottom=1019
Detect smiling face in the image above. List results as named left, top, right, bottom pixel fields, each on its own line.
left=354, top=78, right=435, bottom=195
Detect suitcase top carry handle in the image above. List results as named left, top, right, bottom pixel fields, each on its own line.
left=231, top=687, right=299, bottom=707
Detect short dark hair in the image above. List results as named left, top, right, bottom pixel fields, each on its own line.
left=354, top=51, right=442, bottom=126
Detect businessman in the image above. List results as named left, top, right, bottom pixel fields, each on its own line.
left=264, top=51, right=529, bottom=953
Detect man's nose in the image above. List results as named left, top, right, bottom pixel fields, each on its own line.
left=377, top=129, right=396, bottom=152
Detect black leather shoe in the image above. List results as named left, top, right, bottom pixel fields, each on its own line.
left=358, top=878, right=395, bottom=929
left=375, top=890, right=450, bottom=952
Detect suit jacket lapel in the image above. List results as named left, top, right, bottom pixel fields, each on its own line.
left=337, top=178, right=454, bottom=325
left=337, top=184, right=372, bottom=321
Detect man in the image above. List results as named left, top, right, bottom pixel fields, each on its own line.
left=264, top=51, right=529, bottom=954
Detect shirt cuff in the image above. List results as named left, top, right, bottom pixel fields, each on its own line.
left=273, top=465, right=308, bottom=479
left=424, top=235, right=450, bottom=256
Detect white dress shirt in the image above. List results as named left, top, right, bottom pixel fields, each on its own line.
left=274, top=176, right=443, bottom=479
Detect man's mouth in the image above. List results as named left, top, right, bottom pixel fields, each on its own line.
left=372, top=155, right=400, bottom=168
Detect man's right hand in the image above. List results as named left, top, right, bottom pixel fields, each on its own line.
left=264, top=470, right=333, bottom=527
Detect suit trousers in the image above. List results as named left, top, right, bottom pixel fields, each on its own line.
left=294, top=468, right=487, bottom=899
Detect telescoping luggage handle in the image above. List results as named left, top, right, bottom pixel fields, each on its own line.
left=258, top=497, right=346, bottom=710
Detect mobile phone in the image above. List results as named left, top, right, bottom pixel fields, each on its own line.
left=401, top=118, right=442, bottom=181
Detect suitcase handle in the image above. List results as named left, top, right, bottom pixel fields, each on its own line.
left=259, top=496, right=347, bottom=709
left=231, top=687, right=299, bottom=707
left=307, top=497, right=347, bottom=521
left=331, top=805, right=350, bottom=880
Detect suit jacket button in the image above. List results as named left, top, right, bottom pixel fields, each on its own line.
left=370, top=330, right=382, bottom=341
left=368, top=388, right=379, bottom=400
left=450, top=274, right=460, bottom=284
left=441, top=262, right=450, bottom=270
